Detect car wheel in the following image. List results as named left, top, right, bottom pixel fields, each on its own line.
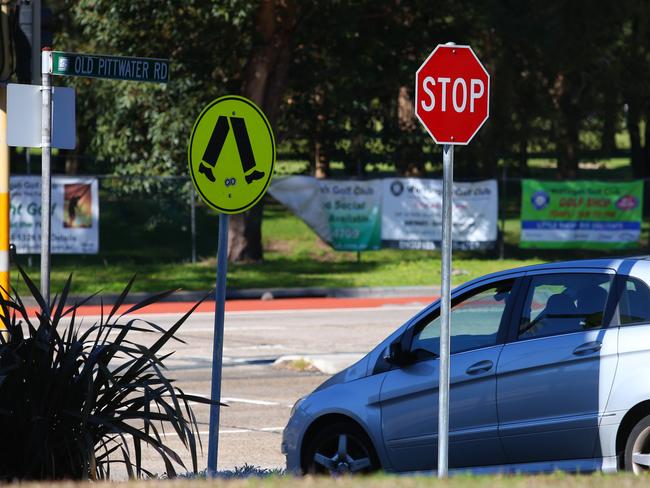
left=624, top=414, right=650, bottom=473
left=303, top=422, right=379, bottom=475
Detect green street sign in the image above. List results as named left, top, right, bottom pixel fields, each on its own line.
left=188, top=96, right=276, bottom=214
left=51, top=51, right=170, bottom=83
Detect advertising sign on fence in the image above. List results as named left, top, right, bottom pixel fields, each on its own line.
left=381, top=178, right=498, bottom=250
left=269, top=176, right=381, bottom=251
left=10, top=176, right=99, bottom=254
left=269, top=176, right=498, bottom=251
left=520, top=179, right=643, bottom=249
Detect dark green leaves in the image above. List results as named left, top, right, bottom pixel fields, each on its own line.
left=0, top=265, right=215, bottom=480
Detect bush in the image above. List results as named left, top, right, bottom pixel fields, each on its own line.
left=0, top=266, right=215, bottom=480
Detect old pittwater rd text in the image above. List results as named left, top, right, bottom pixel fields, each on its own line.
left=51, top=51, right=169, bottom=83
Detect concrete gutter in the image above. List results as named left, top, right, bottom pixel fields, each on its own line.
left=58, top=285, right=440, bottom=307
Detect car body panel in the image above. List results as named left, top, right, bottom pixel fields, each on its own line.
left=380, top=345, right=505, bottom=470
left=497, top=327, right=618, bottom=462
left=282, top=257, right=650, bottom=475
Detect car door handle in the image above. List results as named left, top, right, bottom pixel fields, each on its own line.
left=466, top=360, right=493, bottom=375
left=573, top=341, right=602, bottom=356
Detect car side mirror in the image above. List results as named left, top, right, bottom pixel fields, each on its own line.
left=385, top=328, right=416, bottom=366
left=385, top=340, right=405, bottom=365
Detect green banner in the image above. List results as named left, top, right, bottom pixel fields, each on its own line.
left=321, top=180, right=382, bottom=251
left=520, top=179, right=643, bottom=249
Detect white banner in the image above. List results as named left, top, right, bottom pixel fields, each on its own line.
left=381, top=178, right=498, bottom=250
left=269, top=176, right=382, bottom=250
left=10, top=176, right=99, bottom=254
left=270, top=176, right=498, bottom=251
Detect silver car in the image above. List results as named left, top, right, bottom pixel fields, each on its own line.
left=282, top=257, right=650, bottom=475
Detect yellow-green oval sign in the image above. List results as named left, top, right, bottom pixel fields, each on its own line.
left=188, top=95, right=275, bottom=214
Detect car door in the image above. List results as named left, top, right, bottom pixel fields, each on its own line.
left=379, top=278, right=520, bottom=471
left=496, top=269, right=619, bottom=464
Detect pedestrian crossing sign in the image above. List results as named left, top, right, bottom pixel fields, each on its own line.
left=188, top=95, right=276, bottom=214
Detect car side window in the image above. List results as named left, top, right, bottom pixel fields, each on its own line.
left=518, top=273, right=612, bottom=340
left=411, top=281, right=513, bottom=356
left=618, top=276, right=650, bottom=326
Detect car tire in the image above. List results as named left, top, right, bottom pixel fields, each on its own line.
left=303, top=421, right=379, bottom=475
left=624, top=414, right=650, bottom=473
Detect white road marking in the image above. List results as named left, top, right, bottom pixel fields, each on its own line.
left=164, top=392, right=285, bottom=407
left=222, top=397, right=279, bottom=406
left=162, top=427, right=284, bottom=437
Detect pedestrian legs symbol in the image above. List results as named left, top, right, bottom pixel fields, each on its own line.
left=199, top=116, right=265, bottom=185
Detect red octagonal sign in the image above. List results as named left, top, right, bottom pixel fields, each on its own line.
left=415, top=44, right=490, bottom=145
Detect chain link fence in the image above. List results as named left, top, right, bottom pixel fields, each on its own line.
left=13, top=172, right=648, bottom=264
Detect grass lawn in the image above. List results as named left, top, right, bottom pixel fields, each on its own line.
left=9, top=196, right=648, bottom=297
left=17, top=472, right=650, bottom=487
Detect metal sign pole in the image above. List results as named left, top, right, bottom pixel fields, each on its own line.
left=207, top=212, right=229, bottom=476
left=438, top=143, right=453, bottom=478
left=40, top=48, right=52, bottom=305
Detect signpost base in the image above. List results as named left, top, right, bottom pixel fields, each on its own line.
left=207, top=213, right=229, bottom=477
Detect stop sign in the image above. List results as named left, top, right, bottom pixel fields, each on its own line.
left=415, top=44, right=490, bottom=145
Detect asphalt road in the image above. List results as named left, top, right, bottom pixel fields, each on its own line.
left=113, top=300, right=427, bottom=476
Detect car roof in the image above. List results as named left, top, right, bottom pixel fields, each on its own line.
left=460, top=256, right=650, bottom=290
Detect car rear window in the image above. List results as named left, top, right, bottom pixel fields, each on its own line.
left=618, top=277, right=650, bottom=326
left=519, top=273, right=613, bottom=339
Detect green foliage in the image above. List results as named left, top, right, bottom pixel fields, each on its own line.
left=56, top=1, right=650, bottom=180
left=0, top=266, right=216, bottom=480
left=59, top=0, right=255, bottom=176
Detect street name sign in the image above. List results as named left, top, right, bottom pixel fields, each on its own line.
left=188, top=95, right=276, bottom=214
left=51, top=51, right=170, bottom=83
left=415, top=44, right=490, bottom=145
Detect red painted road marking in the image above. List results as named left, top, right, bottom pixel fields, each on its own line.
left=22, top=295, right=438, bottom=317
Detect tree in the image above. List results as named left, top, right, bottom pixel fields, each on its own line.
left=229, top=0, right=298, bottom=262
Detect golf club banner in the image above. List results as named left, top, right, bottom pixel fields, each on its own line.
left=520, top=179, right=643, bottom=249
left=269, top=176, right=382, bottom=251
left=269, top=176, right=497, bottom=251
left=381, top=178, right=498, bottom=250
left=10, top=176, right=99, bottom=254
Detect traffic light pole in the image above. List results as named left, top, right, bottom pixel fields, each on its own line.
left=438, top=143, right=453, bottom=478
left=0, top=1, right=12, bottom=303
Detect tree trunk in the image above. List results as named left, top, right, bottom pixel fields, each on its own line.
left=552, top=73, right=581, bottom=179
left=557, top=110, right=580, bottom=179
left=395, top=86, right=423, bottom=176
left=643, top=109, right=650, bottom=175
left=227, top=0, right=298, bottom=263
left=313, top=138, right=329, bottom=179
left=627, top=102, right=645, bottom=178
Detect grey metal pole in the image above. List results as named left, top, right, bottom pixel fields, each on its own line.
left=438, top=144, right=453, bottom=478
left=190, top=188, right=197, bottom=264
left=207, top=213, right=229, bottom=476
left=40, top=48, right=52, bottom=305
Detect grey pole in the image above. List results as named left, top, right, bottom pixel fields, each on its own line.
left=438, top=143, right=453, bottom=478
left=40, top=48, right=52, bottom=305
left=207, top=213, right=229, bottom=476
left=190, top=188, right=197, bottom=264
